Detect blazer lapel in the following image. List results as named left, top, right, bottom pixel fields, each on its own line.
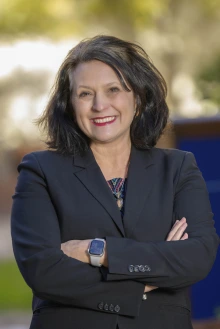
left=123, top=146, right=156, bottom=237
left=72, top=148, right=125, bottom=237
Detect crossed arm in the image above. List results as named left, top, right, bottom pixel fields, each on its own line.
left=61, top=217, right=189, bottom=293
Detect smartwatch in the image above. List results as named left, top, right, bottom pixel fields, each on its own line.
left=88, top=238, right=106, bottom=267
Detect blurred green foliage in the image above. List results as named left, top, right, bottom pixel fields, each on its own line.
left=79, top=0, right=169, bottom=38
left=1, top=0, right=219, bottom=40
left=0, top=0, right=165, bottom=40
left=0, top=259, right=32, bottom=309
left=0, top=0, right=81, bottom=39
left=198, top=55, right=220, bottom=106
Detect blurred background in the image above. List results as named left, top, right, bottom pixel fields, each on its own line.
left=0, top=0, right=220, bottom=328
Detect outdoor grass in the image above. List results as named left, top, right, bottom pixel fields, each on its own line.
left=0, top=259, right=32, bottom=309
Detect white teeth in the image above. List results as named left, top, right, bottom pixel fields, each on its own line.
left=93, top=116, right=115, bottom=123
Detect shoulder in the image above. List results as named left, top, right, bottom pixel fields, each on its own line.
left=150, top=147, right=195, bottom=166
left=148, top=147, right=199, bottom=179
left=21, top=149, right=71, bottom=162
left=145, top=148, right=207, bottom=198
left=152, top=147, right=187, bottom=158
left=18, top=150, right=73, bottom=174
left=133, top=145, right=197, bottom=172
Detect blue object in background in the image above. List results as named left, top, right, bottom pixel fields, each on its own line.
left=177, top=137, right=220, bottom=320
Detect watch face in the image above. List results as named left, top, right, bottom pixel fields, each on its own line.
left=89, top=240, right=105, bottom=256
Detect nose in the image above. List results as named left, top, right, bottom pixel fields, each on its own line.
left=92, top=92, right=109, bottom=112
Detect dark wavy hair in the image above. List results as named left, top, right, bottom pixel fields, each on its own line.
left=37, top=35, right=169, bottom=155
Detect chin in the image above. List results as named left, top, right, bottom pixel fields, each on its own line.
left=91, top=132, right=114, bottom=140
left=92, top=135, right=118, bottom=144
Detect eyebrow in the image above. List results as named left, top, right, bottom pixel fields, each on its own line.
left=77, top=82, right=120, bottom=89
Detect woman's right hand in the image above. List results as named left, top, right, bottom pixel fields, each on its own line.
left=166, top=217, right=188, bottom=241
left=144, top=217, right=188, bottom=293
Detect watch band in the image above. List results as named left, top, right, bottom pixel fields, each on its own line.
left=90, top=254, right=102, bottom=267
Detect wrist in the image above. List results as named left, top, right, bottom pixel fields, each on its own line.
left=82, top=240, right=91, bottom=263
left=100, top=244, right=107, bottom=267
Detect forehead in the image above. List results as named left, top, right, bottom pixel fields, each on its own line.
left=71, top=60, right=120, bottom=87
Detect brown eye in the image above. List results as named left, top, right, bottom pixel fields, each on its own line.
left=109, top=87, right=120, bottom=93
left=79, top=92, right=91, bottom=98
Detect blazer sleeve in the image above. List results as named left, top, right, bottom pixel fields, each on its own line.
left=102, top=152, right=219, bottom=289
left=11, top=152, right=145, bottom=317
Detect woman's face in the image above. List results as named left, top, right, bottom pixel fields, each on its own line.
left=71, top=60, right=136, bottom=145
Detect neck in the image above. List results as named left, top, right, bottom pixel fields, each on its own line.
left=90, top=137, right=131, bottom=175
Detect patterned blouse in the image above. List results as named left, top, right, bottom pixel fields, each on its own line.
left=107, top=177, right=128, bottom=218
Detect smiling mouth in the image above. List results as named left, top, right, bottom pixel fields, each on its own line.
left=91, top=116, right=116, bottom=124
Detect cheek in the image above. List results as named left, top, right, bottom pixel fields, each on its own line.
left=73, top=102, right=89, bottom=123
left=118, top=93, right=135, bottom=111
left=119, top=98, right=135, bottom=121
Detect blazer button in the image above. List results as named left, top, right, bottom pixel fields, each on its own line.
left=104, top=303, right=109, bottom=311
left=144, top=265, right=151, bottom=272
left=114, top=305, right=120, bottom=313
left=134, top=265, right=139, bottom=272
left=139, top=265, right=145, bottom=272
left=128, top=265, right=134, bottom=272
left=98, top=302, right=104, bottom=310
left=142, top=293, right=147, bottom=300
left=109, top=304, right=114, bottom=312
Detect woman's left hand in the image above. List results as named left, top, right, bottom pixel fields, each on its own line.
left=61, top=239, right=91, bottom=263
left=61, top=239, right=108, bottom=267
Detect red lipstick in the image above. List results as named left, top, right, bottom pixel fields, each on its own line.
left=91, top=116, right=116, bottom=126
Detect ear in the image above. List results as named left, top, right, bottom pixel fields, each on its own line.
left=134, top=96, right=137, bottom=109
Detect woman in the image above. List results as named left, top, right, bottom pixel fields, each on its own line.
left=11, top=35, right=219, bottom=329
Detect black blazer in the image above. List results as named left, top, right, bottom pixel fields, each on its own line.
left=11, top=145, right=219, bottom=329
